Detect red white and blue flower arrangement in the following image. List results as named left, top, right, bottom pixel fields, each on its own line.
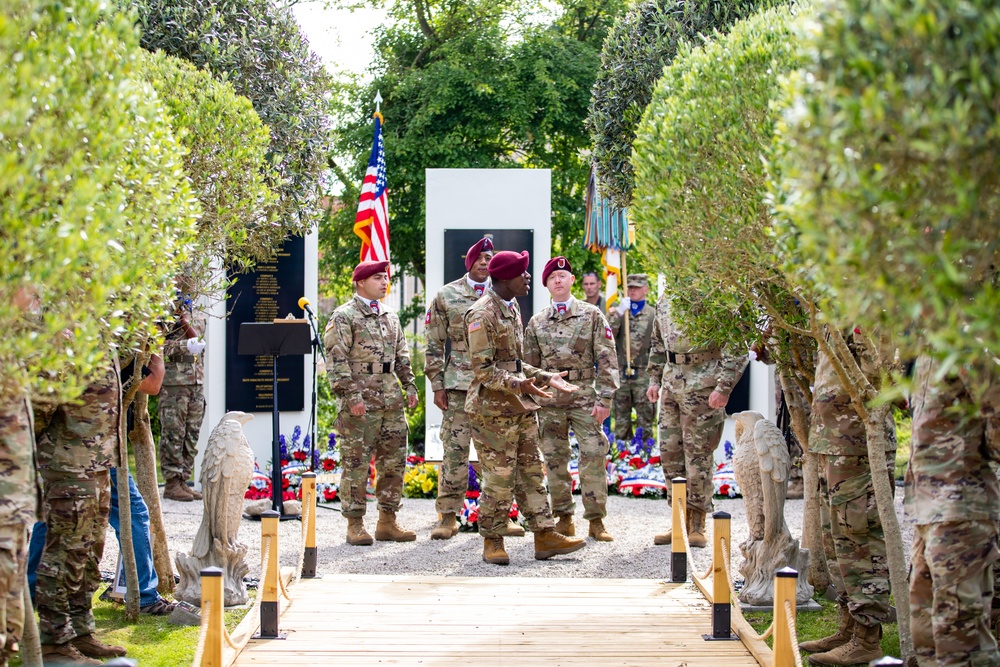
left=605, top=426, right=667, bottom=497
left=712, top=439, right=742, bottom=498
left=458, top=464, right=522, bottom=531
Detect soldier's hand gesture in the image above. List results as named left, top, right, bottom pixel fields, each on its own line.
left=349, top=400, right=367, bottom=416
left=519, top=377, right=553, bottom=399
left=548, top=371, right=579, bottom=394
left=646, top=384, right=661, bottom=403
left=433, top=389, right=448, bottom=410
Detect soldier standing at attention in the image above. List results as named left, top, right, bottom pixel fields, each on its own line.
left=799, top=331, right=895, bottom=666
left=906, top=356, right=1000, bottom=667
left=524, top=257, right=619, bottom=542
left=325, top=260, right=419, bottom=546
left=581, top=271, right=606, bottom=313
left=608, top=274, right=656, bottom=442
left=465, top=250, right=586, bottom=565
left=646, top=292, right=746, bottom=548
left=159, top=280, right=206, bottom=502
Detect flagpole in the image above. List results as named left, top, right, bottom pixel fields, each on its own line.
left=621, top=247, right=633, bottom=377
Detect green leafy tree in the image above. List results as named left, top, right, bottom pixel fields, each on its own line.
left=587, top=0, right=783, bottom=208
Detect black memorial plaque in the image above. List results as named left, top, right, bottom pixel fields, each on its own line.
left=443, top=229, right=535, bottom=326
left=226, top=235, right=306, bottom=412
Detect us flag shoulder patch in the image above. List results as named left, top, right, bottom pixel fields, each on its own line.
left=425, top=309, right=432, bottom=325
left=469, top=321, right=482, bottom=333
left=605, top=326, right=613, bottom=340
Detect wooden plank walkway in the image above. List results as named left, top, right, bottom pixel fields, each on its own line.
left=232, top=574, right=762, bottom=666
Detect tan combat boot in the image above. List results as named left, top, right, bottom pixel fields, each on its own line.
left=346, top=516, right=373, bottom=546
left=374, top=509, right=416, bottom=542
left=688, top=509, right=708, bottom=548
left=430, top=513, right=458, bottom=540
left=483, top=536, right=510, bottom=565
left=534, top=527, right=586, bottom=560
left=799, top=604, right=855, bottom=654
left=588, top=518, right=613, bottom=542
left=164, top=477, right=193, bottom=502
left=72, top=633, right=127, bottom=658
left=505, top=519, right=526, bottom=537
left=186, top=484, right=203, bottom=500
left=653, top=526, right=672, bottom=546
left=555, top=514, right=575, bottom=537
left=41, top=642, right=103, bottom=666
left=808, top=623, right=882, bottom=666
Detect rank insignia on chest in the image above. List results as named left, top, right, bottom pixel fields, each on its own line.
left=605, top=326, right=613, bottom=340
left=469, top=321, right=481, bottom=333
left=425, top=309, right=432, bottom=325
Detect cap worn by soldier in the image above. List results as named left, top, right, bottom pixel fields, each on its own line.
left=488, top=251, right=529, bottom=280
left=541, top=256, right=572, bottom=286
left=353, top=260, right=390, bottom=283
left=465, top=237, right=495, bottom=271
left=627, top=274, right=648, bottom=288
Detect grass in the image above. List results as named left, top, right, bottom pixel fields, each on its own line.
left=11, top=590, right=253, bottom=667
left=894, top=409, right=911, bottom=481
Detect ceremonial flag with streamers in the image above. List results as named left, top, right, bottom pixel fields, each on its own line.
left=583, top=165, right=631, bottom=314
left=354, top=112, right=390, bottom=267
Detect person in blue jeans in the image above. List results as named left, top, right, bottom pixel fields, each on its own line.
left=28, top=468, right=175, bottom=615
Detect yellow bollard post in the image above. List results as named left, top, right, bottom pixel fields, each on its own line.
left=704, top=511, right=737, bottom=641
left=200, top=566, right=224, bottom=667
left=301, top=472, right=318, bottom=578
left=773, top=567, right=798, bottom=667
left=671, top=477, right=687, bottom=582
left=256, top=510, right=283, bottom=639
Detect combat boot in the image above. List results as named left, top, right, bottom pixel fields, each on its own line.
left=41, top=641, right=103, bottom=665
left=186, top=483, right=203, bottom=500
left=430, top=513, right=458, bottom=540
left=72, top=633, right=127, bottom=658
left=374, top=509, right=416, bottom=542
left=799, top=604, right=855, bottom=654
left=808, top=623, right=882, bottom=666
left=164, top=477, right=194, bottom=502
left=653, top=526, right=673, bottom=546
left=588, top=518, right=613, bottom=542
left=687, top=509, right=708, bottom=548
left=482, top=537, right=509, bottom=565
left=555, top=514, right=575, bottom=537
left=346, top=517, right=373, bottom=546
left=534, top=527, right=586, bottom=560
left=505, top=519, right=526, bottom=537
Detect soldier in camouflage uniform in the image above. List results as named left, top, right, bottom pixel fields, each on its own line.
left=608, top=274, right=656, bottom=442
left=799, top=329, right=895, bottom=666
left=646, top=292, right=746, bottom=548
left=0, top=392, right=38, bottom=667
left=906, top=355, right=1000, bottom=667
left=464, top=250, right=587, bottom=565
left=425, top=237, right=527, bottom=540
left=325, top=260, right=419, bottom=546
left=524, top=256, right=619, bottom=542
left=158, top=285, right=206, bottom=502
left=33, top=355, right=129, bottom=665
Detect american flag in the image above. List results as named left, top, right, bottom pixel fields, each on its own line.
left=353, top=113, right=390, bottom=266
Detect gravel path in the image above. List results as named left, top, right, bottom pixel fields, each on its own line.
left=101, top=490, right=913, bottom=586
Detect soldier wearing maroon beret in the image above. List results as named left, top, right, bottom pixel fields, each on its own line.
left=324, top=260, right=418, bottom=546
left=463, top=250, right=587, bottom=564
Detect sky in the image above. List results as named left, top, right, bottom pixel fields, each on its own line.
left=292, top=2, right=386, bottom=79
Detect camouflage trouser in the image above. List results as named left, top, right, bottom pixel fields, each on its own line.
left=910, top=521, right=1000, bottom=667
left=435, top=390, right=473, bottom=515
left=817, top=452, right=893, bottom=626
left=613, top=374, right=654, bottom=442
left=470, top=412, right=554, bottom=538
left=0, top=523, right=27, bottom=661
left=157, top=382, right=205, bottom=481
left=36, top=470, right=111, bottom=646
left=658, top=384, right=723, bottom=514
left=335, top=409, right=407, bottom=518
left=538, top=406, right=609, bottom=521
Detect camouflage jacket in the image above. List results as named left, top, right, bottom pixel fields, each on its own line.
left=523, top=297, right=619, bottom=410
left=162, top=309, right=205, bottom=386
left=811, top=328, right=895, bottom=456
left=324, top=296, right=416, bottom=413
left=425, top=274, right=486, bottom=393
left=464, top=289, right=554, bottom=417
left=608, top=300, right=655, bottom=375
left=905, top=355, right=1000, bottom=524
left=0, top=393, right=40, bottom=525
left=646, top=294, right=746, bottom=395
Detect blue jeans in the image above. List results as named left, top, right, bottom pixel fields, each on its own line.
left=28, top=469, right=160, bottom=607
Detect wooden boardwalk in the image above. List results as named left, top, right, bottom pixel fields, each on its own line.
left=232, top=574, right=762, bottom=666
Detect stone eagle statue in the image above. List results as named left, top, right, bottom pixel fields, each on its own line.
left=175, top=411, right=255, bottom=606
left=731, top=410, right=813, bottom=606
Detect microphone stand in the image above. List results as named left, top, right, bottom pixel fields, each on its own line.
left=303, top=308, right=325, bottom=473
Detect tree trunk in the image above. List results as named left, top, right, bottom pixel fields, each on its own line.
left=129, top=392, right=174, bottom=595
left=117, top=395, right=139, bottom=621
left=20, top=569, right=41, bottom=666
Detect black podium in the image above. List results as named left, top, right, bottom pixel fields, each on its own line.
left=238, top=321, right=312, bottom=517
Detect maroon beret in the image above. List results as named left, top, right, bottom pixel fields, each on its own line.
left=488, top=250, right=530, bottom=281
left=464, top=236, right=495, bottom=271
left=542, top=256, right=572, bottom=286
left=352, top=260, right=390, bottom=283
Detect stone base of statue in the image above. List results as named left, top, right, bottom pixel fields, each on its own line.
left=738, top=531, right=815, bottom=607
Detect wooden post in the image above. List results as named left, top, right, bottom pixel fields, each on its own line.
left=200, top=566, right=224, bottom=667
left=301, top=472, right=318, bottom=578
left=258, top=510, right=281, bottom=639
left=704, top=511, right=737, bottom=641
left=671, top=477, right=687, bottom=583
left=773, top=567, right=798, bottom=667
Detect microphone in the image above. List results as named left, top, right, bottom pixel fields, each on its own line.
left=298, top=297, right=315, bottom=318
